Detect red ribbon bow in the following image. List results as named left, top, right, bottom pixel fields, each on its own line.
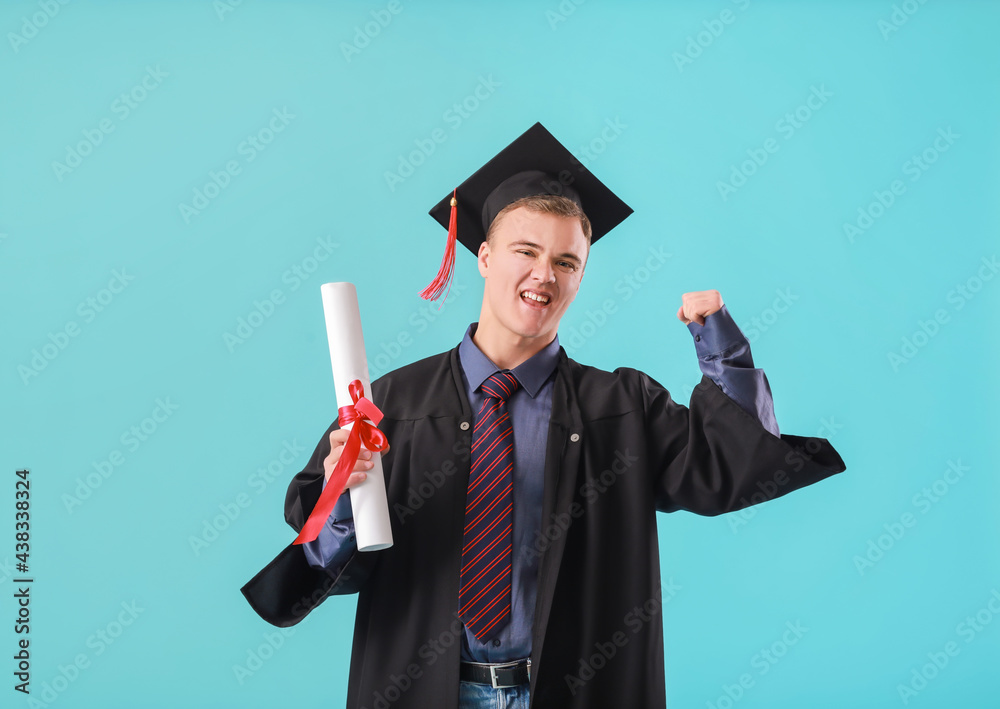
left=294, top=380, right=388, bottom=545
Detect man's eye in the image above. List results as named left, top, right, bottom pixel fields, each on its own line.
left=557, top=261, right=576, bottom=270
left=517, top=250, right=534, bottom=256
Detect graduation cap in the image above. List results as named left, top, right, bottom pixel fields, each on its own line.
left=419, top=122, right=633, bottom=301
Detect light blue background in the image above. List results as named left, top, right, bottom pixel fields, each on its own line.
left=2, top=1, right=998, bottom=707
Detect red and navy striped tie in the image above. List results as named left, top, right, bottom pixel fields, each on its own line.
left=459, top=370, right=519, bottom=642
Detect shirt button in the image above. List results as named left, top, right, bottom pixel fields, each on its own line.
left=460, top=421, right=470, bottom=430
left=695, top=334, right=701, bottom=342
left=570, top=433, right=580, bottom=443
left=492, top=638, right=501, bottom=647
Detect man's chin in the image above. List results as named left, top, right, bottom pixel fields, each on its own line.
left=508, top=319, right=559, bottom=345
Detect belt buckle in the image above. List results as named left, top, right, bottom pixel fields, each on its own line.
left=488, top=663, right=507, bottom=689
left=487, top=659, right=529, bottom=689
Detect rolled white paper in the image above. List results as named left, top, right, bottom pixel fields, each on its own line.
left=320, top=282, right=393, bottom=552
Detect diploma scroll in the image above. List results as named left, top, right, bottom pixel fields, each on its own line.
left=320, top=282, right=393, bottom=552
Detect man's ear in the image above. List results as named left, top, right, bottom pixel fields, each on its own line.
left=477, top=240, right=490, bottom=278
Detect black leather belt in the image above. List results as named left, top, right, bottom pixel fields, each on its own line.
left=459, top=659, right=531, bottom=688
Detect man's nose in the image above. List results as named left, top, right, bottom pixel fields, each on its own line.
left=532, top=260, right=555, bottom=283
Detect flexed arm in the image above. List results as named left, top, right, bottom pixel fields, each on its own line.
left=678, top=290, right=779, bottom=437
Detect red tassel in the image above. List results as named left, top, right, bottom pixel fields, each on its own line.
left=419, top=189, right=458, bottom=302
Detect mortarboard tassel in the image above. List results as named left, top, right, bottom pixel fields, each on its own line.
left=419, top=189, right=458, bottom=302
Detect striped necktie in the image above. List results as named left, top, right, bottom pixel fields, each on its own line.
left=459, top=370, right=519, bottom=642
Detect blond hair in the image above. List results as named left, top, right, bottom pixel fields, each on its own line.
left=485, top=194, right=592, bottom=245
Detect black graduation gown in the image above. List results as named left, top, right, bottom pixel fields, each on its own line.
left=242, top=346, right=845, bottom=709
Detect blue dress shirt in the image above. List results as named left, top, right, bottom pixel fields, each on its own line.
left=302, top=305, right=780, bottom=663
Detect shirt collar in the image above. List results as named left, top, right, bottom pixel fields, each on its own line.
left=458, top=323, right=560, bottom=399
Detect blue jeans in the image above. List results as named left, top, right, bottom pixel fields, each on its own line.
left=458, top=680, right=530, bottom=709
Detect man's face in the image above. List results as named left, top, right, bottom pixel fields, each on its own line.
left=477, top=206, right=588, bottom=348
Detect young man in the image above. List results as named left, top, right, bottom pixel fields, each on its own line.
left=243, top=123, right=845, bottom=709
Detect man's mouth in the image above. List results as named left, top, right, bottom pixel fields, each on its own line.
left=520, top=290, right=551, bottom=306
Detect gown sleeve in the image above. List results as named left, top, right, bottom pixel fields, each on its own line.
left=642, top=370, right=845, bottom=516
left=240, top=422, right=378, bottom=627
